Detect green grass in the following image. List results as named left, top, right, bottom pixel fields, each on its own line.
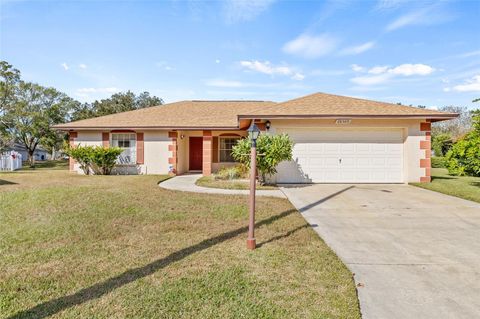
left=412, top=168, right=480, bottom=203
left=20, top=160, right=69, bottom=171
left=196, top=175, right=278, bottom=190
left=0, top=166, right=360, bottom=318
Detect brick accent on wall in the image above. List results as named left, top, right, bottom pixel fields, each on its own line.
left=419, top=122, right=431, bottom=183
left=202, top=130, right=212, bottom=176
left=212, top=136, right=219, bottom=163
left=68, top=132, right=77, bottom=171
left=102, top=132, right=109, bottom=147
left=168, top=131, right=177, bottom=175
left=136, top=132, right=144, bottom=164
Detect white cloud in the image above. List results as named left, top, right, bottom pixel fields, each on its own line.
left=340, top=41, right=375, bottom=55
left=223, top=0, right=275, bottom=23
left=445, top=75, right=480, bottom=92
left=215, top=59, right=221, bottom=64
left=155, top=61, right=174, bottom=71
left=351, top=74, right=392, bottom=86
left=389, top=63, right=434, bottom=76
left=385, top=5, right=453, bottom=32
left=239, top=60, right=305, bottom=80
left=350, top=63, right=435, bottom=86
left=61, top=62, right=69, bottom=71
left=283, top=33, right=339, bottom=58
left=79, top=64, right=87, bottom=69
left=351, top=64, right=366, bottom=72
left=291, top=73, right=305, bottom=81
left=368, top=65, right=389, bottom=74
left=205, top=79, right=245, bottom=88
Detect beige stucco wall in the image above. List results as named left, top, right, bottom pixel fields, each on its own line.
left=72, top=130, right=170, bottom=175
left=142, top=131, right=171, bottom=174
left=268, top=118, right=426, bottom=183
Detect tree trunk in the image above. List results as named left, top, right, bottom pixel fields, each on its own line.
left=51, top=146, right=56, bottom=160
left=28, top=150, right=35, bottom=168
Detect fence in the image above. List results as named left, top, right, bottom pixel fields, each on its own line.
left=0, top=151, right=23, bottom=171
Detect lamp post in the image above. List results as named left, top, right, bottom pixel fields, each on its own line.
left=247, top=121, right=261, bottom=250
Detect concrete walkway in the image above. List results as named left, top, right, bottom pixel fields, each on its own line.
left=281, top=183, right=480, bottom=319
left=159, top=174, right=286, bottom=198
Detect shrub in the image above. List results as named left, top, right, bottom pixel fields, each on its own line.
left=431, top=157, right=445, bottom=168
left=232, top=133, right=293, bottom=183
left=445, top=133, right=480, bottom=176
left=65, top=144, right=123, bottom=175
left=445, top=110, right=480, bottom=177
left=64, top=144, right=94, bottom=175
left=90, top=147, right=123, bottom=175
left=216, top=166, right=240, bottom=180
left=432, top=133, right=453, bottom=157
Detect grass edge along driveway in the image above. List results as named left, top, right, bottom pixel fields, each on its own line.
left=411, top=168, right=480, bottom=203
left=0, top=166, right=361, bottom=319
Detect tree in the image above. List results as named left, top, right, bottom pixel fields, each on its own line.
left=431, top=133, right=453, bottom=157
left=72, top=91, right=163, bottom=120
left=0, top=61, right=21, bottom=151
left=3, top=82, right=75, bottom=166
left=232, top=134, right=293, bottom=184
left=431, top=106, right=472, bottom=138
left=445, top=109, right=480, bottom=176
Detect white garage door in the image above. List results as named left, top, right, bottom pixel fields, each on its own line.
left=275, top=128, right=404, bottom=183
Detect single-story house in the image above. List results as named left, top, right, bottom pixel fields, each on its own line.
left=5, top=143, right=50, bottom=161
left=54, top=92, right=457, bottom=183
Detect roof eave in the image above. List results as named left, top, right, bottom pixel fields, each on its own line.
left=238, top=114, right=459, bottom=120
left=52, top=125, right=243, bottom=131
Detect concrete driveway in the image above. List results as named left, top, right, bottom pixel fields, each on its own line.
left=281, top=184, right=480, bottom=319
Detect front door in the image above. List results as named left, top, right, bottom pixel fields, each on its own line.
left=189, top=137, right=203, bottom=171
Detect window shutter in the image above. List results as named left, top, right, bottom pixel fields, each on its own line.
left=136, top=132, right=144, bottom=164
left=102, top=132, right=109, bottom=147
left=212, top=136, right=219, bottom=163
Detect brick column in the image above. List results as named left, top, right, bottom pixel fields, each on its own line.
left=202, top=130, right=212, bottom=176
left=168, top=131, right=177, bottom=175
left=68, top=132, right=77, bottom=171
left=419, top=122, right=431, bottom=183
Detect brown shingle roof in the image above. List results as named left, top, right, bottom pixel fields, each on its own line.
left=54, top=92, right=457, bottom=130
left=54, top=100, right=276, bottom=130
left=238, top=92, right=458, bottom=119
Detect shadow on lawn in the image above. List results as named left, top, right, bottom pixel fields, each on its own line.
left=0, top=179, right=17, bottom=185
left=9, top=209, right=297, bottom=319
left=431, top=175, right=458, bottom=181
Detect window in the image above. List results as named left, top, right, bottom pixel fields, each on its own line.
left=219, top=137, right=239, bottom=162
left=111, top=133, right=136, bottom=164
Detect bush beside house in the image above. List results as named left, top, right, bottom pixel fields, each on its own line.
left=232, top=134, right=293, bottom=184
left=65, top=144, right=123, bottom=175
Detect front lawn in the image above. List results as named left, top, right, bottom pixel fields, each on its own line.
left=0, top=167, right=360, bottom=318
left=412, top=168, right=480, bottom=203
left=196, top=175, right=278, bottom=190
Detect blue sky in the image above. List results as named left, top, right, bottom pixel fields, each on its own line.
left=1, top=0, right=479, bottom=109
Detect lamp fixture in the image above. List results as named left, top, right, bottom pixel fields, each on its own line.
left=265, top=120, right=271, bottom=130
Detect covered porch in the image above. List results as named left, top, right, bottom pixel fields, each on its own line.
left=169, top=121, right=267, bottom=176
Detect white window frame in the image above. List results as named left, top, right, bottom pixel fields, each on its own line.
left=111, top=133, right=137, bottom=165
left=218, top=137, right=240, bottom=163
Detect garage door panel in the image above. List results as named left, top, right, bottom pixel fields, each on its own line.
left=275, top=128, right=404, bottom=183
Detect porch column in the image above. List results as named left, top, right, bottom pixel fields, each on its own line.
left=68, top=131, right=77, bottom=171
left=202, top=130, right=212, bottom=176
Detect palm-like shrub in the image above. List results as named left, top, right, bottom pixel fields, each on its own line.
left=232, top=133, right=293, bottom=184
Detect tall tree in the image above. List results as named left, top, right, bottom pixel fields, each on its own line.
left=72, top=91, right=163, bottom=120
left=432, top=106, right=472, bottom=138
left=3, top=82, right=75, bottom=166
left=0, top=61, right=21, bottom=152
